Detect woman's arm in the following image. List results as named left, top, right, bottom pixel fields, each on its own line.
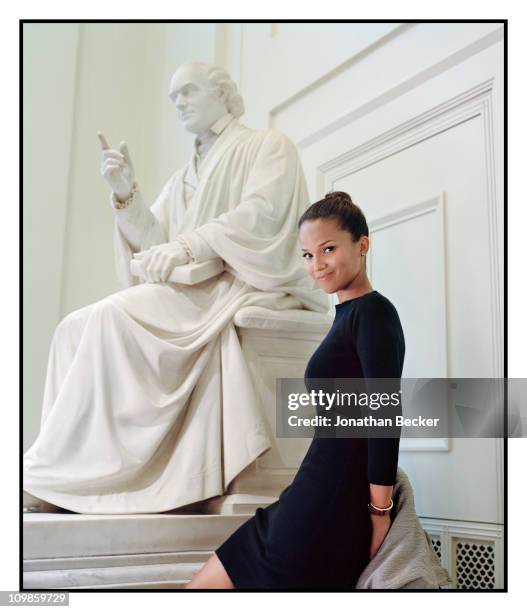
left=369, top=483, right=394, bottom=508
left=352, top=298, right=404, bottom=489
left=351, top=297, right=405, bottom=558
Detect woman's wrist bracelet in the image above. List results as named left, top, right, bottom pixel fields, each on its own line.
left=368, top=499, right=393, bottom=516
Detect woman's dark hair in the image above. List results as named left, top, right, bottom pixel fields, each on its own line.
left=297, top=191, right=369, bottom=242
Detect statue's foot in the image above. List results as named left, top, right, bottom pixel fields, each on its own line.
left=23, top=490, right=65, bottom=513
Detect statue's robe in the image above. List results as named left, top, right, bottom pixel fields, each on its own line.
left=23, top=117, right=328, bottom=514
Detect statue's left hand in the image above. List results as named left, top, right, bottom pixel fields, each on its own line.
left=133, top=242, right=190, bottom=283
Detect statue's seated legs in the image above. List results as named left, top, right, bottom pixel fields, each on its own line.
left=23, top=277, right=300, bottom=514
left=24, top=302, right=97, bottom=512
left=24, top=283, right=179, bottom=512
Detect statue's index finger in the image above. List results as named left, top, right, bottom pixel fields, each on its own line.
left=97, top=131, right=110, bottom=150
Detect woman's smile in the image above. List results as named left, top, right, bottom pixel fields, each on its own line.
left=299, top=217, right=372, bottom=302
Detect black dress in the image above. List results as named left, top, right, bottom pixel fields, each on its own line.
left=215, top=290, right=405, bottom=589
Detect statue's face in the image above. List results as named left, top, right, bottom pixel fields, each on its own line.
left=169, top=66, right=228, bottom=134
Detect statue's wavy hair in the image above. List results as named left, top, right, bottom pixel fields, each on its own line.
left=182, top=62, right=245, bottom=118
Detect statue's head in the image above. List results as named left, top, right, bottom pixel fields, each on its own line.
left=169, top=62, right=245, bottom=134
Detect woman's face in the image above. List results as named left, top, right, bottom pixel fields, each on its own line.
left=299, top=217, right=368, bottom=294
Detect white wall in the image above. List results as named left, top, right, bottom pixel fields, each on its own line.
left=60, top=23, right=165, bottom=315
left=23, top=23, right=80, bottom=452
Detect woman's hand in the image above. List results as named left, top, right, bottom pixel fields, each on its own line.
left=369, top=514, right=392, bottom=559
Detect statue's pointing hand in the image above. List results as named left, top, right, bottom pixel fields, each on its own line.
left=98, top=131, right=135, bottom=202
left=133, top=241, right=191, bottom=283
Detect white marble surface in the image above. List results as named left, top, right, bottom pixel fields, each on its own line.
left=233, top=306, right=332, bottom=333
left=24, top=550, right=210, bottom=572
left=202, top=493, right=278, bottom=515
left=23, top=511, right=253, bottom=589
left=23, top=512, right=252, bottom=559
left=24, top=560, right=202, bottom=590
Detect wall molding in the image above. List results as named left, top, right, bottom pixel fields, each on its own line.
left=269, top=23, right=411, bottom=126
left=368, top=195, right=450, bottom=453
left=297, top=27, right=502, bottom=149
left=320, top=78, right=492, bottom=178
left=319, top=78, right=502, bottom=380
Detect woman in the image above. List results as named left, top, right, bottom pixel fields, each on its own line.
left=184, top=191, right=405, bottom=590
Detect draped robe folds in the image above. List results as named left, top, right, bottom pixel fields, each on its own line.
left=23, top=118, right=328, bottom=514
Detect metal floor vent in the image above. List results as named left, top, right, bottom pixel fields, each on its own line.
left=429, top=535, right=442, bottom=561
left=454, top=539, right=495, bottom=589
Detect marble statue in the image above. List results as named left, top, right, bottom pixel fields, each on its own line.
left=23, top=61, right=327, bottom=514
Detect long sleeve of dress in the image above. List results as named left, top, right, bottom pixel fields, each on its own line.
left=351, top=298, right=405, bottom=486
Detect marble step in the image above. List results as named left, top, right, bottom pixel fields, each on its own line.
left=68, top=580, right=189, bottom=589
left=23, top=496, right=279, bottom=589
left=24, top=550, right=211, bottom=590
left=202, top=493, right=278, bottom=515
left=24, top=559, right=205, bottom=590
left=24, top=512, right=254, bottom=559
left=23, top=511, right=241, bottom=590
left=24, top=550, right=209, bottom=571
